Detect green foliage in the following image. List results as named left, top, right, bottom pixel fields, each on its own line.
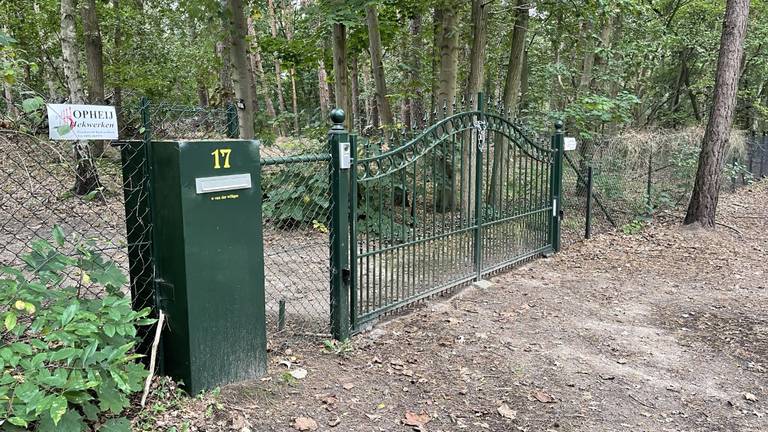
left=0, top=227, right=153, bottom=430
left=621, top=219, right=645, bottom=235
left=262, top=162, right=330, bottom=228
left=322, top=339, right=353, bottom=357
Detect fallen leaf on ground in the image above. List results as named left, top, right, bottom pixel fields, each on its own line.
left=328, top=417, right=341, bottom=427
left=744, top=393, right=758, bottom=402
left=290, top=368, right=308, bottom=379
left=342, top=383, right=355, bottom=390
left=403, top=411, right=431, bottom=427
left=532, top=390, right=555, bottom=403
left=293, top=417, right=318, bottom=431
left=497, top=403, right=517, bottom=419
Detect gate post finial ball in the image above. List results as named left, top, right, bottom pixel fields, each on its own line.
left=330, top=109, right=345, bottom=125
left=554, top=120, right=564, bottom=131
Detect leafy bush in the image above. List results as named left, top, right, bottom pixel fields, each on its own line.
left=0, top=227, right=153, bottom=431
left=261, top=163, right=330, bottom=228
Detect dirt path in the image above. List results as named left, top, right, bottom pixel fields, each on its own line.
left=145, top=182, right=767, bottom=432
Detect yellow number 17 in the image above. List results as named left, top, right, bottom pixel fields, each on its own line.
left=211, top=148, right=232, bottom=169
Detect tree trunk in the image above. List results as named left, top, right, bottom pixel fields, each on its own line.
left=268, top=0, right=287, bottom=114
left=289, top=67, right=300, bottom=133
left=221, top=0, right=256, bottom=138
left=3, top=81, right=16, bottom=118
left=283, top=6, right=300, bottom=134
left=366, top=4, right=393, bottom=134
left=318, top=58, right=331, bottom=122
left=332, top=23, right=351, bottom=130
left=349, top=56, right=359, bottom=129
left=246, top=17, right=276, bottom=118
left=407, top=16, right=423, bottom=129
left=502, top=0, right=529, bottom=114
left=578, top=19, right=595, bottom=95
left=361, top=59, right=373, bottom=129
left=436, top=1, right=460, bottom=114
left=684, top=0, right=749, bottom=227
left=217, top=41, right=235, bottom=104
left=81, top=0, right=106, bottom=157
left=112, top=0, right=123, bottom=131
left=61, top=0, right=101, bottom=195
left=462, top=0, right=488, bottom=216
left=430, top=7, right=443, bottom=119
left=490, top=0, right=528, bottom=207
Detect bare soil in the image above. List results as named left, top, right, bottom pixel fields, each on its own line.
left=143, top=181, right=767, bottom=432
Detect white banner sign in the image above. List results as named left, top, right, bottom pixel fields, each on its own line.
left=564, top=137, right=577, bottom=151
left=47, top=104, right=118, bottom=140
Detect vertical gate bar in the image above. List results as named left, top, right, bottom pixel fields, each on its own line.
left=585, top=165, right=593, bottom=240
left=473, top=93, right=485, bottom=280
left=349, top=134, right=359, bottom=329
left=329, top=109, right=350, bottom=340
left=550, top=121, right=564, bottom=252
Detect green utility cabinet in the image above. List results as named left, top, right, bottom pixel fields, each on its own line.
left=148, top=139, right=266, bottom=394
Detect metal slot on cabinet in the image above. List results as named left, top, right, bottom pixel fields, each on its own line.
left=195, top=173, right=252, bottom=194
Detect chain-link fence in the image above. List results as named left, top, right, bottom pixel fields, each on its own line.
left=260, top=148, right=332, bottom=337
left=0, top=84, right=238, bottom=353
left=559, top=127, right=766, bottom=246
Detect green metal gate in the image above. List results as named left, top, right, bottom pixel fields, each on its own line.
left=345, top=95, right=564, bottom=329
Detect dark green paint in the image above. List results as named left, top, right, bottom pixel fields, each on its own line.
left=329, top=110, right=351, bottom=341
left=348, top=93, right=562, bottom=329
left=148, top=139, right=267, bottom=394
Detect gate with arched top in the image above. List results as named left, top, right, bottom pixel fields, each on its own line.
left=339, top=94, right=564, bottom=330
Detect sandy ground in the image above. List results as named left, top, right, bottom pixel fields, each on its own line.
left=137, top=180, right=768, bottom=432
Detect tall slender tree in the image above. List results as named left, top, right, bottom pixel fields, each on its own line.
left=221, top=0, right=256, bottom=138
left=60, top=0, right=101, bottom=195
left=684, top=0, right=750, bottom=227
left=365, top=4, right=393, bottom=134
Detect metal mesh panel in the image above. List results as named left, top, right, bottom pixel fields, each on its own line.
left=260, top=151, right=331, bottom=336
left=0, top=85, right=236, bottom=353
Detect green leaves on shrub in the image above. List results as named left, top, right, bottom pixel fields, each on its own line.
left=0, top=227, right=153, bottom=430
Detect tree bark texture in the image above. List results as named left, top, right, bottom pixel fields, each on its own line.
left=216, top=41, right=235, bottom=104
left=407, top=16, right=423, bottom=129
left=462, top=0, right=488, bottom=217
left=349, top=56, right=359, bottom=129
left=268, top=0, right=287, bottom=114
left=684, top=0, right=750, bottom=227
left=332, top=23, right=351, bottom=130
left=61, top=0, right=101, bottom=195
left=366, top=4, right=394, bottom=134
left=221, top=0, right=256, bottom=138
left=318, top=58, right=331, bottom=123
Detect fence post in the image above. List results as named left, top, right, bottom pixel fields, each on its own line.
left=226, top=102, right=239, bottom=138
left=550, top=121, right=564, bottom=252
left=348, top=133, right=358, bottom=330
left=646, top=148, right=653, bottom=212
left=585, top=165, right=593, bottom=240
left=473, top=92, right=485, bottom=281
left=759, top=131, right=768, bottom=178
left=329, top=109, right=350, bottom=340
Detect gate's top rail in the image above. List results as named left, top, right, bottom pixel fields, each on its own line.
left=355, top=110, right=555, bottom=182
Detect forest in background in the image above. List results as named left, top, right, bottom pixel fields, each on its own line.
left=2, top=0, right=766, bottom=140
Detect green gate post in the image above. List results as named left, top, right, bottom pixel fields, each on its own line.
left=226, top=102, right=239, bottom=138
left=348, top=134, right=359, bottom=331
left=473, top=93, right=485, bottom=281
left=329, top=109, right=351, bottom=340
left=585, top=165, right=593, bottom=240
left=550, top=121, right=564, bottom=252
